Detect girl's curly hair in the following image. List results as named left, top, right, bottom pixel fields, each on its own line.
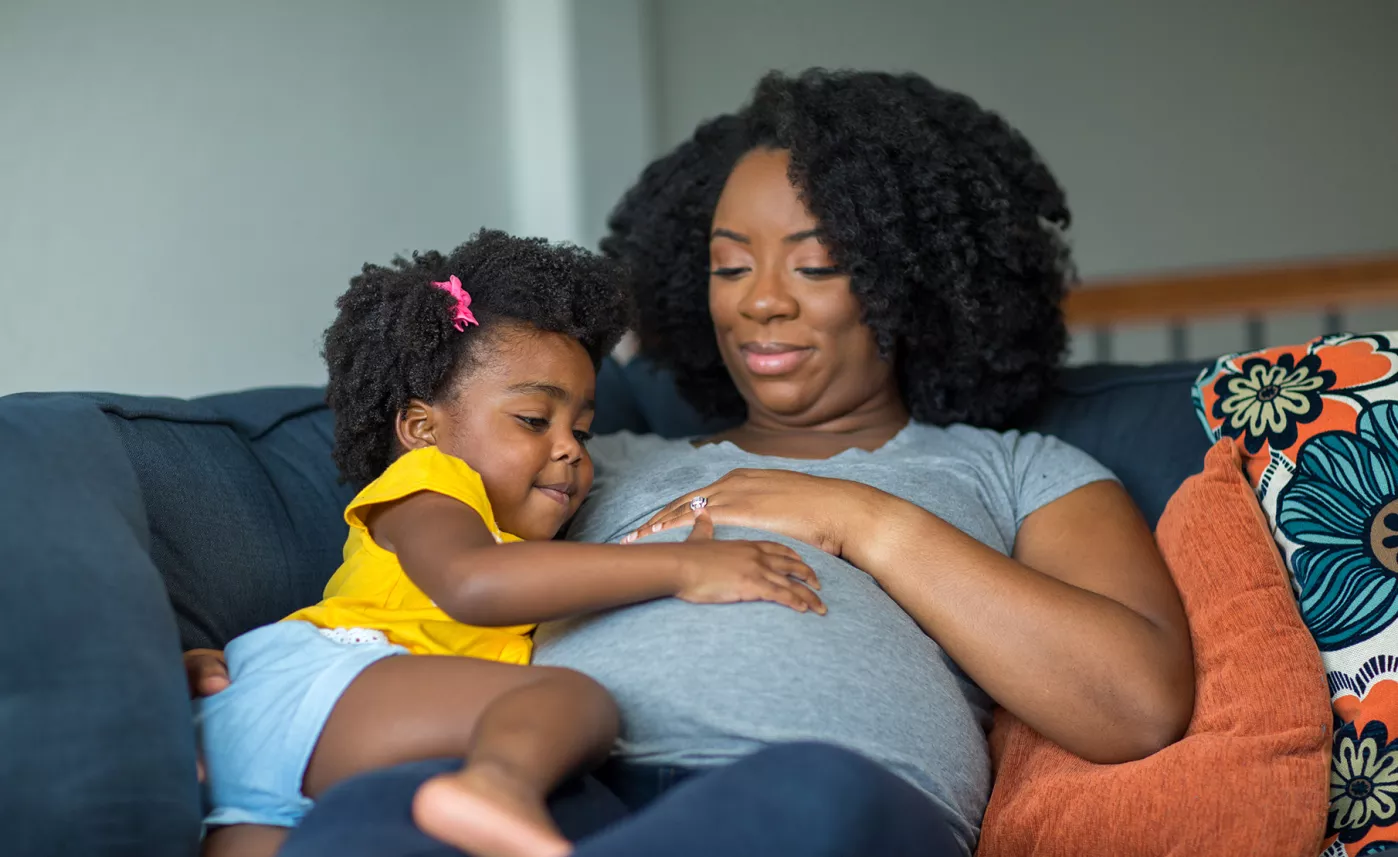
left=602, top=69, right=1073, bottom=428
left=324, top=229, right=632, bottom=487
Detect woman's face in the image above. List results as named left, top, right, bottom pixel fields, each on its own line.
left=708, top=148, right=897, bottom=426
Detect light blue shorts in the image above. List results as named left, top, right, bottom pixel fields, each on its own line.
left=193, top=620, right=407, bottom=828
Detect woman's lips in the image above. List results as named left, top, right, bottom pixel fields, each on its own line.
left=740, top=344, right=813, bottom=376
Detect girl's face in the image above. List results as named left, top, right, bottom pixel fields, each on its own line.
left=398, top=324, right=596, bottom=540
left=707, top=148, right=898, bottom=426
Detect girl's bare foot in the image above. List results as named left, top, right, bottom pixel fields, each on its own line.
left=412, top=764, right=571, bottom=857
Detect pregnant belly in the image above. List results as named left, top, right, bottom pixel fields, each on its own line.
left=532, top=527, right=992, bottom=828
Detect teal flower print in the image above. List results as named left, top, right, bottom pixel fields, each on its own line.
left=1278, top=402, right=1398, bottom=650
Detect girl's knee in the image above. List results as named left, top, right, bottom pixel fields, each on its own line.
left=534, top=665, right=598, bottom=689
left=536, top=668, right=617, bottom=713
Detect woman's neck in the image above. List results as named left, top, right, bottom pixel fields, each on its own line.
left=709, top=396, right=911, bottom=460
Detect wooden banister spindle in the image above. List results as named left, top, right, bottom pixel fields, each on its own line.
left=1245, top=315, right=1264, bottom=352
left=1168, top=321, right=1188, bottom=362
left=1093, top=327, right=1112, bottom=363
left=1323, top=307, right=1343, bottom=336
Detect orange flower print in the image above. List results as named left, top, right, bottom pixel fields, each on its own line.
left=1330, top=718, right=1398, bottom=844
left=1212, top=352, right=1334, bottom=454
left=1196, top=333, right=1398, bottom=474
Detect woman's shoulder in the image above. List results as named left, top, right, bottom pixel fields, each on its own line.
left=902, top=421, right=1117, bottom=522
left=902, top=420, right=1088, bottom=455
left=896, top=420, right=1013, bottom=456
left=900, top=421, right=1113, bottom=485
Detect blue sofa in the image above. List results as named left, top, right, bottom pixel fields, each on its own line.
left=0, top=358, right=1211, bottom=856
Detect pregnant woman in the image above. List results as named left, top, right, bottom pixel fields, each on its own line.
left=530, top=68, right=1194, bottom=854
left=192, top=69, right=1194, bottom=857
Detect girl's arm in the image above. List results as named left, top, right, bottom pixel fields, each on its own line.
left=371, top=491, right=823, bottom=626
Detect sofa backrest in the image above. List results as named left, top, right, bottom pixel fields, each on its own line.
left=0, top=358, right=1212, bottom=649
left=89, top=390, right=351, bottom=649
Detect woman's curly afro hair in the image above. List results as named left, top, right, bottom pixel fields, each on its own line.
left=602, top=68, right=1073, bottom=428
left=324, top=228, right=633, bottom=487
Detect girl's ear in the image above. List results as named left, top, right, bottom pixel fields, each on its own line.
left=395, top=399, right=438, bottom=451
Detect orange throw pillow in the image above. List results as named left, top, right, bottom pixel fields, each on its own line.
left=977, top=438, right=1331, bottom=857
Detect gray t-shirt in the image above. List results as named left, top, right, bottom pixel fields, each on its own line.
left=533, top=422, right=1115, bottom=854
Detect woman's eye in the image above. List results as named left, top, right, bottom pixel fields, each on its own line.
left=573, top=429, right=594, bottom=445
left=709, top=266, right=749, bottom=279
left=796, top=266, right=842, bottom=278
left=517, top=416, right=549, bottom=431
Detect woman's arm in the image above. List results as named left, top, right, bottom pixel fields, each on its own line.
left=847, top=479, right=1194, bottom=763
left=634, top=471, right=1193, bottom=763
left=374, top=492, right=824, bottom=626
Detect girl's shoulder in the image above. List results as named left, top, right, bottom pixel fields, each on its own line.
left=346, top=446, right=498, bottom=533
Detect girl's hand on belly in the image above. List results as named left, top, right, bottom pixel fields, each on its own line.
left=626, top=469, right=888, bottom=563
left=648, top=511, right=827, bottom=615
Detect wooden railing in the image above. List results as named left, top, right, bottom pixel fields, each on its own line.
left=1064, top=253, right=1398, bottom=361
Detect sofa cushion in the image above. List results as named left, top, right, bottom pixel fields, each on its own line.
left=100, top=388, right=351, bottom=649
left=617, top=358, right=735, bottom=439
left=977, top=438, right=1332, bottom=857
left=1194, top=332, right=1398, bottom=854
left=593, top=357, right=650, bottom=436
left=0, top=393, right=202, bottom=851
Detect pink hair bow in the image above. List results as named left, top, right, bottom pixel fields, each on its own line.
left=431, top=275, right=478, bottom=331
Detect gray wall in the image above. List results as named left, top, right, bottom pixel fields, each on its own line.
left=0, top=0, right=510, bottom=396
left=651, top=0, right=1398, bottom=281
left=6, top=1, right=1395, bottom=392
left=573, top=0, right=656, bottom=248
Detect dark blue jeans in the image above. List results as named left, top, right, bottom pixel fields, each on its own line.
left=281, top=743, right=965, bottom=857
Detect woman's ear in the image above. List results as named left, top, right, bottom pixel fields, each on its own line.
left=395, top=399, right=438, bottom=452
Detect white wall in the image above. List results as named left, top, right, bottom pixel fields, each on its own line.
left=0, top=0, right=511, bottom=396
left=649, top=0, right=1398, bottom=281
left=502, top=0, right=584, bottom=246
left=6, top=1, right=1395, bottom=393
left=572, top=0, right=656, bottom=248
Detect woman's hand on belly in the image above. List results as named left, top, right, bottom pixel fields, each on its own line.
left=625, top=468, right=887, bottom=561
left=626, top=470, right=1195, bottom=764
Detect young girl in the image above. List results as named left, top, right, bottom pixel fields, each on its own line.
left=194, top=230, right=825, bottom=857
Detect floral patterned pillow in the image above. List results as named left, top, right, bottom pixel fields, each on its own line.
left=1195, top=331, right=1398, bottom=856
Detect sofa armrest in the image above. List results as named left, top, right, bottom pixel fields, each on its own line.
left=0, top=394, right=200, bottom=855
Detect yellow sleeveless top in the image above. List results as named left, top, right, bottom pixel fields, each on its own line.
left=284, top=446, right=533, bottom=664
